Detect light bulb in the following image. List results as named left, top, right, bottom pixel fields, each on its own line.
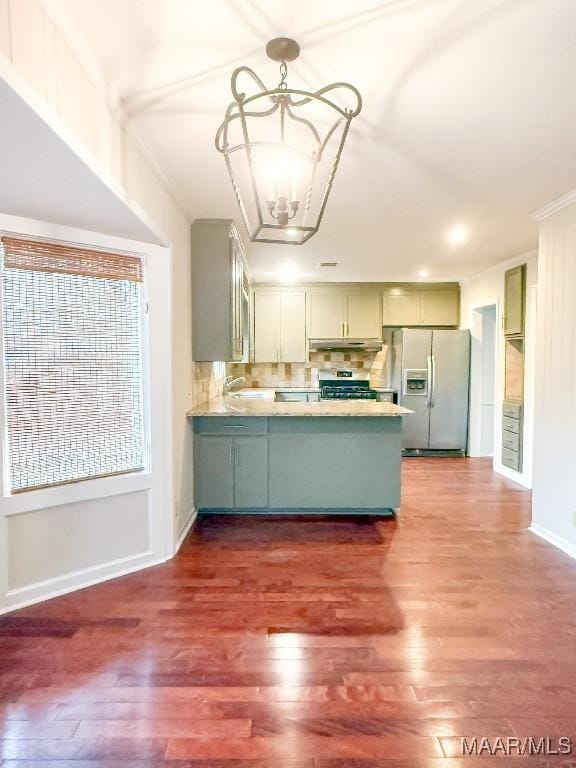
left=261, top=150, right=301, bottom=202
left=447, top=225, right=469, bottom=247
left=278, top=263, right=299, bottom=283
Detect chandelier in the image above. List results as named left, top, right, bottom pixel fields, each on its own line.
left=215, top=37, right=362, bottom=245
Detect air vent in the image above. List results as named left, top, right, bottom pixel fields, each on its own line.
left=318, top=261, right=338, bottom=268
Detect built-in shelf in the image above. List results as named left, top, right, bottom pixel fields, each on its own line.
left=501, top=264, right=526, bottom=473
left=504, top=337, right=524, bottom=402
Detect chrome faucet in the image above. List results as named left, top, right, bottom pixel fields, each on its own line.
left=223, top=375, right=246, bottom=393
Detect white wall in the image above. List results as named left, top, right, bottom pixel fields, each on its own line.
left=0, top=214, right=174, bottom=614
left=460, top=250, right=538, bottom=488
left=531, top=192, right=576, bottom=557
left=0, top=0, right=194, bottom=540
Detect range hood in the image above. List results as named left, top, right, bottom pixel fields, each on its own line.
left=309, top=338, right=383, bottom=352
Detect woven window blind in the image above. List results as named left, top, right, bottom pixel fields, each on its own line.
left=1, top=236, right=146, bottom=493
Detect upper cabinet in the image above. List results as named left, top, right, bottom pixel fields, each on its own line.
left=191, top=219, right=250, bottom=362
left=346, top=291, right=382, bottom=337
left=382, top=285, right=460, bottom=327
left=248, top=281, right=460, bottom=362
left=307, top=287, right=381, bottom=339
left=253, top=288, right=306, bottom=363
left=382, top=290, right=421, bottom=327
left=307, top=290, right=344, bottom=338
left=420, top=288, right=460, bottom=325
left=503, top=264, right=525, bottom=337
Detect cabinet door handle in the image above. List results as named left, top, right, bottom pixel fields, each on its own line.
left=223, top=424, right=244, bottom=428
left=340, top=322, right=345, bottom=337
left=229, top=443, right=234, bottom=464
left=235, top=443, right=240, bottom=466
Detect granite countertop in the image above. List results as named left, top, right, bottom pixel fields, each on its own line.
left=189, top=388, right=411, bottom=418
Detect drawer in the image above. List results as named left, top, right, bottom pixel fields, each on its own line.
left=503, top=402, right=522, bottom=419
left=502, top=446, right=521, bottom=471
left=194, top=417, right=268, bottom=435
left=502, top=431, right=520, bottom=452
left=275, top=392, right=308, bottom=402
left=502, top=416, right=520, bottom=434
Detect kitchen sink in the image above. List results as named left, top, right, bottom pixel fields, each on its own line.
left=228, top=391, right=270, bottom=399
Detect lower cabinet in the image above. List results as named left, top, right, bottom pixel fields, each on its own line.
left=268, top=418, right=401, bottom=510
left=193, top=416, right=401, bottom=513
left=234, top=437, right=269, bottom=508
left=195, top=436, right=235, bottom=508
left=501, top=401, right=523, bottom=472
left=194, top=432, right=269, bottom=510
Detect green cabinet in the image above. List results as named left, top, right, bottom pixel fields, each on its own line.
left=503, top=265, right=525, bottom=336
left=382, top=289, right=421, bottom=326
left=194, top=422, right=269, bottom=510
left=193, top=416, right=402, bottom=514
left=268, top=417, right=401, bottom=510
left=307, top=287, right=382, bottom=338
left=195, top=436, right=234, bottom=509
left=191, top=219, right=250, bottom=362
left=234, top=438, right=269, bottom=508
left=382, top=285, right=460, bottom=327
left=501, top=401, right=523, bottom=472
left=253, top=288, right=307, bottom=363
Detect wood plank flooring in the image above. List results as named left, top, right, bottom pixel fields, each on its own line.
left=1, top=457, right=576, bottom=766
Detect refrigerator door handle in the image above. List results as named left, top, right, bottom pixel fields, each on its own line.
left=427, top=355, right=433, bottom=408
left=430, top=355, right=436, bottom=408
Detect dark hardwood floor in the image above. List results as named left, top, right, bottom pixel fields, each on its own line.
left=1, top=457, right=576, bottom=766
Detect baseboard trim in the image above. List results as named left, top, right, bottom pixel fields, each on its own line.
left=529, top=524, right=576, bottom=561
left=493, top=462, right=532, bottom=489
left=0, top=550, right=165, bottom=616
left=175, top=508, right=197, bottom=553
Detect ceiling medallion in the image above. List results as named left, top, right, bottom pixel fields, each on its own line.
left=216, top=37, right=362, bottom=245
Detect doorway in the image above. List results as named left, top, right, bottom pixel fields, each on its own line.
left=470, top=304, right=497, bottom=457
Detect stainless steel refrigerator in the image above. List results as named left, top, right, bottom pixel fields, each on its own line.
left=391, top=329, right=470, bottom=453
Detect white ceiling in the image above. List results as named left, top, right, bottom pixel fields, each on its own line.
left=0, top=79, right=158, bottom=243
left=62, top=0, right=576, bottom=282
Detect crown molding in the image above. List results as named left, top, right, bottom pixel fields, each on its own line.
left=533, top=188, right=576, bottom=221
left=461, top=248, right=538, bottom=285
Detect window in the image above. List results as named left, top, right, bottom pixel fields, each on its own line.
left=1, top=236, right=146, bottom=493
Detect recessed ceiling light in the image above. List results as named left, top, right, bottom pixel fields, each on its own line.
left=418, top=269, right=430, bottom=278
left=286, top=228, right=298, bottom=237
left=447, top=224, right=469, bottom=247
left=277, top=263, right=299, bottom=283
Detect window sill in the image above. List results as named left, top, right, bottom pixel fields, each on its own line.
left=1, top=470, right=153, bottom=517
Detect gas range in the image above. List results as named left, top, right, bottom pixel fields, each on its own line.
left=319, top=369, right=378, bottom=400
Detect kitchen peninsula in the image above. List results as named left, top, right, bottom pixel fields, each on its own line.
left=188, top=391, right=411, bottom=516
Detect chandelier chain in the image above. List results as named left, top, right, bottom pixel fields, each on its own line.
left=278, top=61, right=288, bottom=90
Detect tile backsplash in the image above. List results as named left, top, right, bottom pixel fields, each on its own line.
left=191, top=361, right=226, bottom=407
left=228, top=348, right=389, bottom=390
